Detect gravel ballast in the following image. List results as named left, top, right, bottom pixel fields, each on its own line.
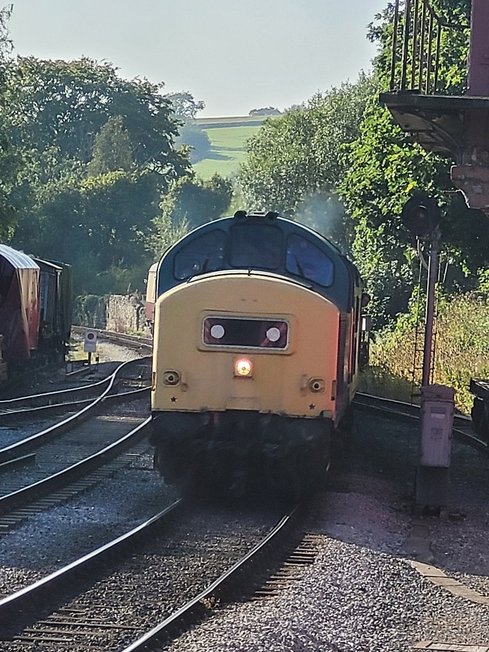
left=2, top=369, right=489, bottom=651
left=162, top=410, right=489, bottom=652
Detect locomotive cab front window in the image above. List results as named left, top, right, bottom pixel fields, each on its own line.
left=229, top=223, right=282, bottom=269
left=173, top=230, right=226, bottom=280
left=286, top=234, right=334, bottom=287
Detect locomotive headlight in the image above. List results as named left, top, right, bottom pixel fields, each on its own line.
left=234, top=357, right=253, bottom=377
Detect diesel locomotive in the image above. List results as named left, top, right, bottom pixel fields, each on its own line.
left=149, top=211, right=367, bottom=496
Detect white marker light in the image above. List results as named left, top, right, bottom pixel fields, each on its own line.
left=266, top=327, right=281, bottom=342
left=210, top=324, right=225, bottom=339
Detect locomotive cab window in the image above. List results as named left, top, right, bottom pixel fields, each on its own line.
left=174, top=230, right=226, bottom=280
left=229, top=223, right=282, bottom=269
left=286, top=234, right=334, bottom=287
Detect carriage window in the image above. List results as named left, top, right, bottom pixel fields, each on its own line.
left=174, top=230, right=226, bottom=280
left=286, top=234, right=334, bottom=287
left=229, top=224, right=282, bottom=269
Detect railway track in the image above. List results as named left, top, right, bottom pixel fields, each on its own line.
left=71, top=325, right=152, bottom=352
left=1, top=386, right=488, bottom=649
left=354, top=391, right=485, bottom=451
left=0, top=497, right=311, bottom=651
left=0, top=358, right=152, bottom=530
left=0, top=357, right=150, bottom=461
left=0, top=359, right=149, bottom=421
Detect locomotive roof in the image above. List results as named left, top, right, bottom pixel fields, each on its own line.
left=0, top=244, right=39, bottom=270
left=157, top=211, right=360, bottom=311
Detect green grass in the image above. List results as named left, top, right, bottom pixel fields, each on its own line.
left=192, top=115, right=279, bottom=179
left=193, top=125, right=261, bottom=179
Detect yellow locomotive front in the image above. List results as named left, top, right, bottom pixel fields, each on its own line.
left=152, top=273, right=344, bottom=495
left=149, top=211, right=363, bottom=496
left=152, top=272, right=341, bottom=416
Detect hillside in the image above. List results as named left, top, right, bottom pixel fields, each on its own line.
left=192, top=115, right=269, bottom=179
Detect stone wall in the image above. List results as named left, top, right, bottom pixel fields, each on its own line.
left=106, top=294, right=149, bottom=335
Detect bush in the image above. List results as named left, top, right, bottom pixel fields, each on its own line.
left=365, top=292, right=489, bottom=413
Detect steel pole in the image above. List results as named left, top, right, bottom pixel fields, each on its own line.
left=422, top=230, right=440, bottom=386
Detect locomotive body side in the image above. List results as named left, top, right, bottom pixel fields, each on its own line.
left=144, top=262, right=158, bottom=328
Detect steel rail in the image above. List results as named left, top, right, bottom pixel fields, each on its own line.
left=354, top=392, right=485, bottom=451
left=0, top=374, right=113, bottom=409
left=0, top=385, right=149, bottom=421
left=0, top=499, right=184, bottom=636
left=0, top=415, right=151, bottom=514
left=71, top=325, right=152, bottom=350
left=122, top=504, right=303, bottom=651
left=0, top=357, right=149, bottom=465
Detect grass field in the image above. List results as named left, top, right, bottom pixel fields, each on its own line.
left=192, top=116, right=268, bottom=179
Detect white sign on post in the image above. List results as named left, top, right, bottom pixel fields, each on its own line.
left=84, top=329, right=97, bottom=353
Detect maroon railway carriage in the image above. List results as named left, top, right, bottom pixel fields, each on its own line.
left=0, top=244, right=40, bottom=364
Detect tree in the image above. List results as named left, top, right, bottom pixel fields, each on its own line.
left=12, top=168, right=161, bottom=294
left=5, top=56, right=192, bottom=292
left=148, top=174, right=233, bottom=261
left=238, top=74, right=376, bottom=234
left=368, top=0, right=470, bottom=95
left=249, top=107, right=282, bottom=116
left=157, top=174, right=233, bottom=231
left=4, top=57, right=189, bottom=184
left=166, top=91, right=211, bottom=163
left=87, top=115, right=134, bottom=176
left=164, top=91, right=205, bottom=121
left=175, top=122, right=212, bottom=163
left=339, top=0, right=484, bottom=326
left=0, top=4, right=18, bottom=240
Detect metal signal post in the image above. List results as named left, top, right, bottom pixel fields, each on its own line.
left=422, top=226, right=440, bottom=386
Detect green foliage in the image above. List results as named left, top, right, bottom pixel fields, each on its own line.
left=339, top=99, right=449, bottom=326
left=148, top=173, right=233, bottom=260
left=340, top=0, right=487, bottom=328
left=369, top=291, right=489, bottom=413
left=4, top=57, right=189, bottom=182
left=147, top=213, right=191, bottom=260
left=176, top=122, right=212, bottom=163
left=90, top=263, right=149, bottom=295
left=368, top=0, right=470, bottom=94
left=0, top=5, right=18, bottom=239
left=11, top=169, right=161, bottom=293
left=73, top=294, right=107, bottom=327
left=158, top=174, right=233, bottom=229
left=238, top=75, right=377, bottom=216
left=87, top=116, right=134, bottom=176
left=164, top=91, right=205, bottom=121
left=3, top=55, right=192, bottom=294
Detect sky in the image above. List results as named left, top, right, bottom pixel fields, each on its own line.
left=9, top=0, right=388, bottom=117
